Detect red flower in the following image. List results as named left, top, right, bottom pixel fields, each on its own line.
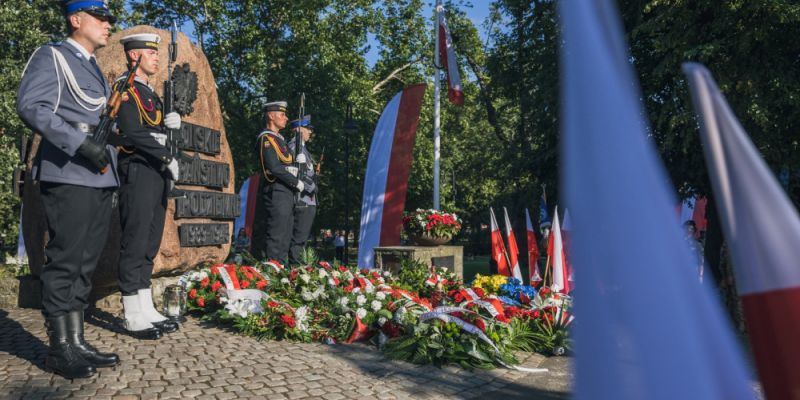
left=267, top=301, right=280, bottom=308
left=338, top=266, right=348, bottom=272
left=344, top=284, right=354, bottom=293
left=211, top=281, right=222, bottom=292
left=240, top=279, right=251, bottom=289
left=371, top=271, right=380, bottom=279
left=256, top=280, right=268, bottom=290
left=540, top=287, right=552, bottom=296
left=451, top=312, right=464, bottom=318
left=280, top=315, right=296, bottom=328
left=210, top=266, right=220, bottom=275
left=200, top=278, right=209, bottom=288
left=532, top=310, right=542, bottom=319
left=197, top=297, right=205, bottom=307
left=188, top=289, right=197, bottom=299
left=319, top=261, right=332, bottom=270
left=496, top=314, right=510, bottom=324
left=474, top=318, right=486, bottom=332
left=520, top=293, right=531, bottom=305
left=333, top=278, right=340, bottom=286
left=289, top=269, right=299, bottom=281
left=472, top=287, right=485, bottom=298
left=360, top=268, right=370, bottom=275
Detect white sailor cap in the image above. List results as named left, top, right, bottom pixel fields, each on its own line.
left=120, top=33, right=161, bottom=51
left=264, top=101, right=288, bottom=113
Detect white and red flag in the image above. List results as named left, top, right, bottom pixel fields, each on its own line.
left=548, top=207, right=569, bottom=294
left=685, top=62, right=800, bottom=400
left=489, top=207, right=510, bottom=276
left=437, top=5, right=464, bottom=106
left=502, top=207, right=523, bottom=281
left=357, top=84, right=426, bottom=268
left=525, top=208, right=542, bottom=286
left=561, top=209, right=575, bottom=285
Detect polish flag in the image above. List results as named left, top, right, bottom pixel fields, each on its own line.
left=233, top=173, right=260, bottom=246
left=525, top=208, right=542, bottom=286
left=357, top=84, right=427, bottom=268
left=562, top=209, right=575, bottom=285
left=489, top=207, right=510, bottom=276
left=437, top=5, right=464, bottom=106
left=685, top=62, right=800, bottom=400
left=548, top=208, right=569, bottom=294
left=503, top=207, right=523, bottom=281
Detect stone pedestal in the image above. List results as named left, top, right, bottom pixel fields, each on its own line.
left=374, top=246, right=463, bottom=279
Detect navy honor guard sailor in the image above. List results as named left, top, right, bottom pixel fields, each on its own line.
left=257, top=101, right=307, bottom=265
left=110, top=33, right=181, bottom=340
left=16, top=0, right=120, bottom=379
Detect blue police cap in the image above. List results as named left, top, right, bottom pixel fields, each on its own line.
left=63, top=1, right=116, bottom=23
left=289, top=115, right=313, bottom=130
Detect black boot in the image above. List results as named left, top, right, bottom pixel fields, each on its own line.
left=67, top=311, right=119, bottom=368
left=45, top=315, right=96, bottom=379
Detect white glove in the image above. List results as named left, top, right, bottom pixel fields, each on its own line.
left=164, top=112, right=181, bottom=130
left=166, top=159, right=180, bottom=181
left=285, top=166, right=299, bottom=177
left=296, top=180, right=305, bottom=193
left=149, top=132, right=167, bottom=146
left=295, top=153, right=307, bottom=164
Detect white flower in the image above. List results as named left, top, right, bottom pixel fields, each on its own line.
left=224, top=299, right=253, bottom=318
left=370, top=300, right=382, bottom=311
left=338, top=297, right=349, bottom=307
left=332, top=270, right=341, bottom=279
left=365, top=285, right=375, bottom=294
left=352, top=287, right=361, bottom=294
left=280, top=278, right=290, bottom=284
left=318, top=269, right=328, bottom=278
left=356, top=295, right=367, bottom=306
left=295, top=306, right=309, bottom=332
left=300, top=274, right=311, bottom=284
left=375, top=292, right=386, bottom=301
left=301, top=290, right=315, bottom=302
left=383, top=271, right=392, bottom=278
left=378, top=317, right=388, bottom=326
left=356, top=308, right=367, bottom=319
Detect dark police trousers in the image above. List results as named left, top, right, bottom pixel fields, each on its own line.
left=117, top=156, right=167, bottom=295
left=40, top=183, right=113, bottom=317
left=289, top=205, right=316, bottom=265
left=263, top=183, right=294, bottom=265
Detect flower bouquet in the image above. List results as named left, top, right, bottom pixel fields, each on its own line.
left=403, top=209, right=462, bottom=246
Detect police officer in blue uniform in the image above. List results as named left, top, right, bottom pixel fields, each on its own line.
left=111, top=33, right=181, bottom=340
left=287, top=115, right=318, bottom=265
left=16, top=0, right=120, bottom=379
left=257, top=101, right=307, bottom=265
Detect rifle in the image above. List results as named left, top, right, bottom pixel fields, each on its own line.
left=164, top=20, right=188, bottom=198
left=92, top=54, right=142, bottom=172
left=294, top=92, right=306, bottom=205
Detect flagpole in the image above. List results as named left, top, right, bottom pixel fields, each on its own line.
left=433, top=0, right=441, bottom=210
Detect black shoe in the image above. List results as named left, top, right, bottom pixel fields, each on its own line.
left=151, top=319, right=179, bottom=333
left=124, top=325, right=163, bottom=340
left=45, top=315, right=96, bottom=379
left=67, top=311, right=119, bottom=368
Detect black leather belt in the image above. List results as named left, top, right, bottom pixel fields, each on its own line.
left=68, top=122, right=97, bottom=134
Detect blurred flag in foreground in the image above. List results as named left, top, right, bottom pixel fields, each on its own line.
left=560, top=1, right=753, bottom=399
left=685, top=62, right=800, bottom=400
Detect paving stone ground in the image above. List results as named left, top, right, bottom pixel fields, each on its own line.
left=0, top=308, right=572, bottom=400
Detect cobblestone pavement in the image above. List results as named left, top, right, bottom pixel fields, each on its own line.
left=0, top=308, right=572, bottom=400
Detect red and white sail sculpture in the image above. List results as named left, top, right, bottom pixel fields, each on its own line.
left=357, top=84, right=426, bottom=268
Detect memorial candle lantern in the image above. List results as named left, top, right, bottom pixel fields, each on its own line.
left=162, top=284, right=187, bottom=322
